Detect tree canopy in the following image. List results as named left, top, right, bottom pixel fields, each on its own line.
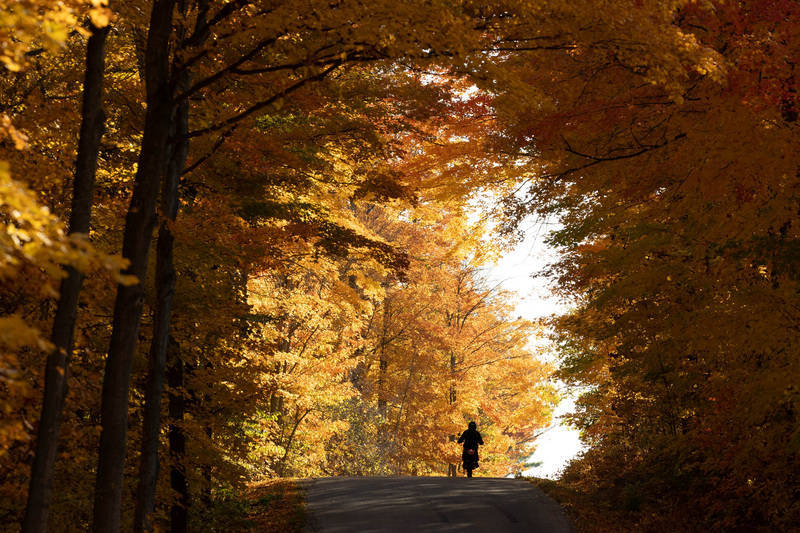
left=1, top=1, right=798, bottom=531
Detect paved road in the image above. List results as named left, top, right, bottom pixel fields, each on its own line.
left=304, top=477, right=576, bottom=533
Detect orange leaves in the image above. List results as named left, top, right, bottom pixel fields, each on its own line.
left=686, top=0, right=800, bottom=117
left=500, top=1, right=800, bottom=528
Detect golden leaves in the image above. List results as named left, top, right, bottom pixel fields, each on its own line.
left=89, top=0, right=112, bottom=29
left=0, top=0, right=77, bottom=72
left=0, top=162, right=68, bottom=281
left=0, top=315, right=50, bottom=351
left=0, top=115, right=28, bottom=150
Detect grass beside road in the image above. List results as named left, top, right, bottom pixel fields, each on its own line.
left=247, top=479, right=307, bottom=533
left=527, top=477, right=618, bottom=533
left=197, top=479, right=307, bottom=532
left=529, top=476, right=689, bottom=533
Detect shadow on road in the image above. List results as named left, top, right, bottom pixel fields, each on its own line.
left=304, top=476, right=576, bottom=533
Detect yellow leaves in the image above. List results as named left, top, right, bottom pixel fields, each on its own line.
left=346, top=269, right=384, bottom=300
left=116, top=273, right=139, bottom=286
left=0, top=0, right=79, bottom=72
left=0, top=0, right=113, bottom=71
left=0, top=159, right=130, bottom=359
left=89, top=0, right=112, bottom=28
left=0, top=161, right=66, bottom=278
left=1, top=115, right=28, bottom=150
left=0, top=315, right=51, bottom=351
left=328, top=203, right=555, bottom=475
left=0, top=163, right=127, bottom=278
left=0, top=316, right=49, bottom=459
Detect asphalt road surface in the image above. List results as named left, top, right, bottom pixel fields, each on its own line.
left=304, top=476, right=577, bottom=533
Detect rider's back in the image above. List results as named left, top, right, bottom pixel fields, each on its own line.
left=458, top=428, right=483, bottom=449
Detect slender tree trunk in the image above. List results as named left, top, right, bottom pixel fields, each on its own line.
left=22, top=20, right=110, bottom=533
left=377, top=302, right=389, bottom=415
left=167, top=339, right=188, bottom=533
left=92, top=2, right=176, bottom=531
left=448, top=351, right=457, bottom=477
left=276, top=409, right=311, bottom=477
left=133, top=91, right=189, bottom=533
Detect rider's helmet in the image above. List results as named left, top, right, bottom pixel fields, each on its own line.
left=468, top=421, right=477, bottom=430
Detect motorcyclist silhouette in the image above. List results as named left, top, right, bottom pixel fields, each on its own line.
left=457, top=421, right=483, bottom=477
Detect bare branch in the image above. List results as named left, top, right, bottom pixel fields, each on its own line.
left=181, top=124, right=238, bottom=175
left=185, top=62, right=342, bottom=139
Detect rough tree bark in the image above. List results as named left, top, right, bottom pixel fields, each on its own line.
left=92, top=1, right=176, bottom=531
left=22, top=19, right=110, bottom=533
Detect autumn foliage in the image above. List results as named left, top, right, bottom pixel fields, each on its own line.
left=1, top=1, right=554, bottom=531
left=2, top=0, right=799, bottom=532
left=490, top=1, right=800, bottom=530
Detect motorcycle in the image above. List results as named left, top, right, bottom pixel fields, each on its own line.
left=462, top=448, right=478, bottom=478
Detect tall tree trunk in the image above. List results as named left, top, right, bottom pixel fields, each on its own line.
left=92, top=1, right=176, bottom=531
left=132, top=92, right=189, bottom=533
left=134, top=3, right=207, bottom=530
left=22, top=20, right=110, bottom=533
left=167, top=339, right=188, bottom=533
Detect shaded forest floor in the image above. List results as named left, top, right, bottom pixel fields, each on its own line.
left=205, top=479, right=306, bottom=533
left=529, top=477, right=622, bottom=533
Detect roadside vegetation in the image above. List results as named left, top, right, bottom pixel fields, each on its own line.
left=194, top=480, right=306, bottom=533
